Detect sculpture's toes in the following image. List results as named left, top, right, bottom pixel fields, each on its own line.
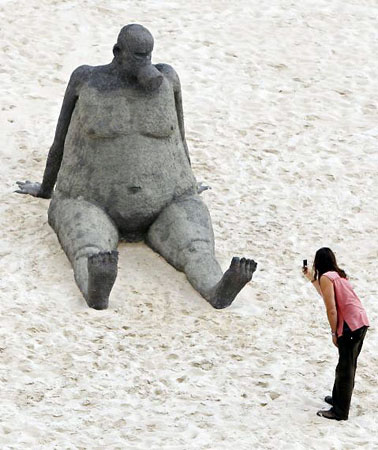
left=88, top=298, right=109, bottom=310
left=230, top=256, right=241, bottom=270
left=86, top=251, right=118, bottom=310
left=230, top=257, right=257, bottom=282
left=209, top=257, right=257, bottom=309
left=244, top=258, right=257, bottom=281
left=88, top=250, right=118, bottom=269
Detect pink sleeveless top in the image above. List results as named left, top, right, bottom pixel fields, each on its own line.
left=323, top=271, right=369, bottom=337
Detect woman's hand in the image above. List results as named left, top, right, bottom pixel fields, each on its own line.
left=332, top=335, right=338, bottom=347
left=302, top=266, right=314, bottom=282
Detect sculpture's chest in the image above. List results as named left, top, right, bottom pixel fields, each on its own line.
left=76, top=80, right=176, bottom=138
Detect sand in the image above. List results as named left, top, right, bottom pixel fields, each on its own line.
left=1, top=0, right=377, bottom=448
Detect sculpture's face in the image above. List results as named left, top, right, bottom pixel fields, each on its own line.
left=122, top=36, right=153, bottom=76
left=117, top=26, right=163, bottom=91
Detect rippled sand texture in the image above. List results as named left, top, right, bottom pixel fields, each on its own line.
left=1, top=0, right=377, bottom=448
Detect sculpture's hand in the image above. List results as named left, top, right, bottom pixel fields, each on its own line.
left=15, top=181, right=51, bottom=199
left=197, top=181, right=211, bottom=195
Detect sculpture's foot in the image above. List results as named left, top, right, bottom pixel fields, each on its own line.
left=208, top=257, right=257, bottom=309
left=86, top=251, right=118, bottom=310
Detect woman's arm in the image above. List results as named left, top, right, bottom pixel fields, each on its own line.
left=311, top=279, right=323, bottom=297
left=319, top=275, right=338, bottom=346
left=303, top=267, right=323, bottom=296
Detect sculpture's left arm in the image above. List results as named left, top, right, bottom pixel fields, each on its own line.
left=156, top=64, right=191, bottom=165
left=173, top=82, right=191, bottom=165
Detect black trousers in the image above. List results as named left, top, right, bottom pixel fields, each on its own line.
left=332, top=326, right=368, bottom=419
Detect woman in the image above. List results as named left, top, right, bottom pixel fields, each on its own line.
left=303, top=247, right=369, bottom=421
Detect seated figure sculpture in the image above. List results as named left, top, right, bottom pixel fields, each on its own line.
left=16, top=24, right=257, bottom=310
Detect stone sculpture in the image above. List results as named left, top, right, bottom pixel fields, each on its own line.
left=16, top=24, right=257, bottom=310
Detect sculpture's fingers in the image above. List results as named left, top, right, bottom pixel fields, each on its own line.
left=197, top=182, right=211, bottom=195
left=15, top=189, right=28, bottom=194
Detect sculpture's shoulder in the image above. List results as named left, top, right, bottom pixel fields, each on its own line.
left=155, top=63, right=181, bottom=90
left=59, top=65, right=96, bottom=98
left=68, top=64, right=94, bottom=90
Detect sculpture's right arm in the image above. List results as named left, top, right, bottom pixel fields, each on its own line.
left=16, top=66, right=89, bottom=198
left=39, top=68, right=84, bottom=197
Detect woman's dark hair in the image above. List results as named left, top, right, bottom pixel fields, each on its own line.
left=313, top=247, right=347, bottom=281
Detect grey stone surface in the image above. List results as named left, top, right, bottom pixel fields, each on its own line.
left=16, top=24, right=257, bottom=310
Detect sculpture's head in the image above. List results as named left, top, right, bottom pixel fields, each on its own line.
left=113, top=24, right=163, bottom=91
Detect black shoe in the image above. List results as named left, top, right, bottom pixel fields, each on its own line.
left=317, top=408, right=346, bottom=421
left=324, top=396, right=333, bottom=406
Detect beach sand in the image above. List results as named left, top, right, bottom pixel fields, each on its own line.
left=1, top=0, right=377, bottom=448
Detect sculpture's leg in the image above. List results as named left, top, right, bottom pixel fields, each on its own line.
left=147, top=194, right=257, bottom=308
left=48, top=197, right=119, bottom=310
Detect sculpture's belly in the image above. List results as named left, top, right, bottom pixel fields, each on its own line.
left=56, top=133, right=196, bottom=231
